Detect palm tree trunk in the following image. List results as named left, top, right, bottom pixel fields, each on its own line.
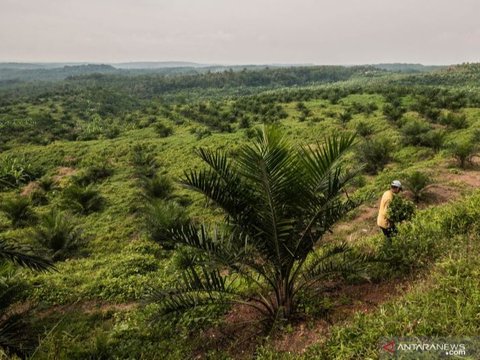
left=276, top=277, right=294, bottom=319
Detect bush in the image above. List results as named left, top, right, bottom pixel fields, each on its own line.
left=383, top=103, right=405, bottom=122
left=449, top=139, right=478, bottom=169
left=357, top=137, right=395, bottom=174
left=0, top=156, right=39, bottom=191
left=421, top=129, right=446, bottom=152
left=338, top=109, right=353, bottom=125
left=73, top=163, right=113, bottom=186
left=400, top=119, right=431, bottom=146
left=0, top=196, right=36, bottom=228
left=38, top=176, right=56, bottom=192
left=142, top=173, right=173, bottom=199
left=154, top=122, right=174, bottom=138
left=405, top=171, right=431, bottom=203
left=355, top=121, right=374, bottom=138
left=29, top=186, right=49, bottom=206
left=144, top=200, right=189, bottom=249
left=386, top=195, right=415, bottom=224
left=238, top=116, right=251, bottom=129
left=439, top=111, right=468, bottom=129
left=131, top=144, right=158, bottom=178
left=33, top=210, right=85, bottom=261
left=191, top=127, right=212, bottom=140
left=61, top=184, right=104, bottom=215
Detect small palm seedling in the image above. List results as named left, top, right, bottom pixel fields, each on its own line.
left=144, top=200, right=188, bottom=250
left=405, top=171, right=432, bottom=203
left=131, top=144, right=158, bottom=178
left=29, top=187, right=48, bottom=206
left=154, top=122, right=174, bottom=138
left=61, top=184, right=104, bottom=215
left=0, top=196, right=36, bottom=228
left=338, top=109, right=353, bottom=126
left=73, top=162, right=113, bottom=186
left=38, top=176, right=56, bottom=192
left=355, top=121, right=374, bottom=138
left=142, top=173, right=173, bottom=199
left=33, top=210, right=85, bottom=261
left=0, top=156, right=32, bottom=191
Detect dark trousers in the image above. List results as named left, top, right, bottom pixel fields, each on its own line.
left=380, top=225, right=397, bottom=239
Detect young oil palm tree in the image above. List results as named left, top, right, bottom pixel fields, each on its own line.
left=151, top=126, right=363, bottom=325
left=33, top=210, right=85, bottom=261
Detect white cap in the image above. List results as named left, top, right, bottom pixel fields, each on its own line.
left=391, top=180, right=402, bottom=188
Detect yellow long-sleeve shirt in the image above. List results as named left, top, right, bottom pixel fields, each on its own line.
left=377, top=190, right=394, bottom=228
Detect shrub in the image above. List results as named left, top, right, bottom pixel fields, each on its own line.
left=449, top=139, right=477, bottom=169
left=421, top=129, right=446, bottom=152
left=142, top=173, right=173, bottom=199
left=29, top=186, right=49, bottom=206
left=131, top=144, right=158, bottom=178
left=0, top=156, right=38, bottom=191
left=355, top=121, right=374, bottom=138
left=404, top=171, right=431, bottom=203
left=440, top=112, right=468, bottom=129
left=191, top=127, right=212, bottom=140
left=38, top=176, right=56, bottom=192
left=33, top=210, right=85, bottom=261
left=144, top=200, right=189, bottom=250
left=357, top=137, right=395, bottom=174
left=154, top=122, right=174, bottom=138
left=61, top=184, right=104, bottom=215
left=0, top=196, right=36, bottom=228
left=338, top=109, right=353, bottom=125
left=73, top=162, right=113, bottom=186
left=383, top=103, right=405, bottom=122
left=400, top=119, right=431, bottom=146
left=387, top=196, right=415, bottom=224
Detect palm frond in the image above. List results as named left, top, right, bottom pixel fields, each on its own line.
left=298, top=246, right=367, bottom=292
left=182, top=168, right=256, bottom=228
left=0, top=315, right=29, bottom=357
left=0, top=238, right=54, bottom=272
left=300, top=133, right=357, bottom=187
left=168, top=224, right=242, bottom=263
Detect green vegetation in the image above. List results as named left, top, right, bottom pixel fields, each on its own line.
left=386, top=195, right=416, bottom=224
left=0, top=195, right=36, bottom=228
left=33, top=210, right=85, bottom=261
left=60, top=184, right=105, bottom=215
left=405, top=170, right=431, bottom=203
left=1, top=63, right=480, bottom=358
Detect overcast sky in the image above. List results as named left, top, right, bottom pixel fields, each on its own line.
left=1, top=0, right=479, bottom=65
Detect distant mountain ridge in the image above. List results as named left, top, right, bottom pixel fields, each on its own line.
left=112, top=61, right=210, bottom=69
left=372, top=63, right=446, bottom=73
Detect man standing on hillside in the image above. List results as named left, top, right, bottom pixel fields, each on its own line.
left=377, top=180, right=402, bottom=241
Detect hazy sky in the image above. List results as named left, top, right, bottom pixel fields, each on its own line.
left=1, top=0, right=479, bottom=65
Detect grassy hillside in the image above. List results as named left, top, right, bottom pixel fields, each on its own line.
left=0, top=65, right=479, bottom=359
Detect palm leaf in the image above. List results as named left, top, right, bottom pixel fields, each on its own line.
left=0, top=239, right=54, bottom=272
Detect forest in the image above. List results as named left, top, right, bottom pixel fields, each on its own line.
left=0, top=62, right=480, bottom=359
